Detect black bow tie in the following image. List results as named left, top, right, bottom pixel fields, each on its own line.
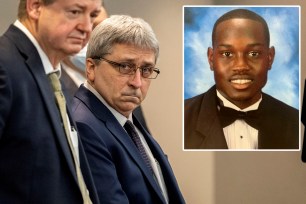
left=218, top=105, right=259, bottom=129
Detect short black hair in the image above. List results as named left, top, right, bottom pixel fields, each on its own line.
left=212, top=9, right=270, bottom=46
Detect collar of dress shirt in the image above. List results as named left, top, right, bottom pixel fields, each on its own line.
left=14, top=20, right=61, bottom=75
left=83, top=81, right=132, bottom=127
left=216, top=89, right=262, bottom=112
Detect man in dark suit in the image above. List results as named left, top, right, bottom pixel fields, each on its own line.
left=72, top=15, right=185, bottom=203
left=61, top=5, right=150, bottom=132
left=184, top=9, right=298, bottom=150
left=0, top=0, right=102, bottom=203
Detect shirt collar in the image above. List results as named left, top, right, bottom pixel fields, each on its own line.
left=216, top=89, right=262, bottom=112
left=83, top=81, right=133, bottom=127
left=14, top=20, right=61, bottom=75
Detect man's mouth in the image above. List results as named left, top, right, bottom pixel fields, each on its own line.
left=230, top=79, right=253, bottom=84
left=69, top=36, right=86, bottom=43
left=122, top=94, right=141, bottom=103
left=229, top=75, right=254, bottom=90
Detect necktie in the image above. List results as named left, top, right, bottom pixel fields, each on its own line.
left=48, top=72, right=92, bottom=204
left=124, top=120, right=153, bottom=173
left=219, top=105, right=259, bottom=129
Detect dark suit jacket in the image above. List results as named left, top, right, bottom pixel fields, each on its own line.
left=301, top=79, right=306, bottom=161
left=72, top=85, right=185, bottom=204
left=184, top=86, right=299, bottom=149
left=0, top=25, right=99, bottom=204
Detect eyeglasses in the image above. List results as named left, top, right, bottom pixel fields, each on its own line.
left=91, top=56, right=160, bottom=79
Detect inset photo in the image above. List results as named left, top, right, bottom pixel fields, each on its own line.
left=183, top=6, right=300, bottom=150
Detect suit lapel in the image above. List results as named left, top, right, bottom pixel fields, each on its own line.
left=132, top=117, right=169, bottom=203
left=302, top=80, right=306, bottom=161
left=134, top=117, right=186, bottom=203
left=257, top=94, right=281, bottom=148
left=107, top=120, right=165, bottom=203
left=76, top=86, right=166, bottom=203
left=195, top=87, right=228, bottom=149
left=9, top=25, right=78, bottom=182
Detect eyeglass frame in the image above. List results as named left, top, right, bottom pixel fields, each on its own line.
left=91, top=56, right=160, bottom=79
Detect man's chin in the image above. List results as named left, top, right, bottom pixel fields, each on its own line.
left=118, top=108, right=135, bottom=117
left=64, top=45, right=84, bottom=55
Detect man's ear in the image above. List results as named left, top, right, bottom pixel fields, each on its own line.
left=86, top=58, right=96, bottom=82
left=207, top=47, right=214, bottom=71
left=268, top=46, right=275, bottom=70
left=26, top=0, right=42, bottom=20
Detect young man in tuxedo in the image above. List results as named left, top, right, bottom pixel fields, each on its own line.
left=184, top=9, right=298, bottom=150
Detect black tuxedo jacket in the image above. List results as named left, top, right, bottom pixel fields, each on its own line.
left=72, top=85, right=185, bottom=204
left=301, top=80, right=306, bottom=161
left=184, top=86, right=299, bottom=149
left=0, top=25, right=99, bottom=203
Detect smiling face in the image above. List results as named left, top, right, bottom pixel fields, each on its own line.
left=208, top=18, right=275, bottom=109
left=86, top=43, right=155, bottom=117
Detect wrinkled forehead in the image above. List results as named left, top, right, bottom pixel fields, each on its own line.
left=108, top=43, right=156, bottom=63
left=106, top=43, right=157, bottom=63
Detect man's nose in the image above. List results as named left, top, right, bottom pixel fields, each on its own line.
left=77, top=15, right=93, bottom=34
left=129, top=69, right=142, bottom=88
left=233, top=53, right=249, bottom=71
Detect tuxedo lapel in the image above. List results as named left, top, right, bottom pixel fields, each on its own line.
left=76, top=86, right=166, bottom=203
left=195, top=87, right=228, bottom=149
left=257, top=94, right=285, bottom=148
left=302, top=80, right=306, bottom=161
left=256, top=96, right=269, bottom=148
left=10, top=25, right=78, bottom=183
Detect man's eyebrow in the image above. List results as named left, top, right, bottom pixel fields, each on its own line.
left=118, top=58, right=155, bottom=66
left=72, top=3, right=101, bottom=13
left=246, top=43, right=266, bottom=47
left=216, top=44, right=232, bottom=48
left=72, top=3, right=85, bottom=9
left=92, top=9, right=102, bottom=15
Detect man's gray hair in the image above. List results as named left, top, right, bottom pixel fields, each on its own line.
left=87, top=15, right=159, bottom=62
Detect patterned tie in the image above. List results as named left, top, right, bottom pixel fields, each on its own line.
left=48, top=72, right=92, bottom=204
left=124, top=120, right=153, bottom=173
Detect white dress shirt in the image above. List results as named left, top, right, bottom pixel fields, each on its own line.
left=217, top=90, right=262, bottom=149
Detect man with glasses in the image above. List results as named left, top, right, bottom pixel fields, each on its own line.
left=71, top=15, right=185, bottom=204
left=61, top=5, right=151, bottom=133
